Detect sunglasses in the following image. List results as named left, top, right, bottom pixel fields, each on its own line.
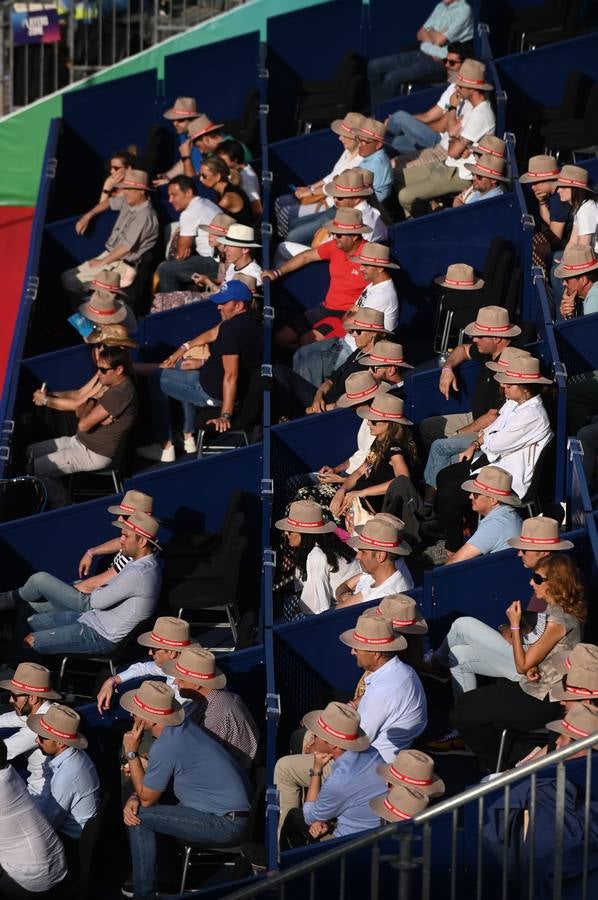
left=444, top=58, right=461, bottom=67
left=531, top=572, right=547, bottom=585
left=97, top=366, right=114, bottom=374
left=370, top=364, right=388, bottom=371
left=357, top=137, right=376, bottom=144
left=110, top=164, right=125, bottom=170
left=370, top=420, right=386, bottom=426
left=349, top=329, right=368, bottom=336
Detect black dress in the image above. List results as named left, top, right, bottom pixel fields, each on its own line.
left=353, top=441, right=410, bottom=513
left=221, top=183, right=254, bottom=226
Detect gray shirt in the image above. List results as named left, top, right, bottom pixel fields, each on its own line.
left=107, top=195, right=159, bottom=263
left=520, top=603, right=582, bottom=700
left=78, top=553, right=161, bottom=643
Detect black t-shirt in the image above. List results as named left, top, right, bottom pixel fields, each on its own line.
left=469, top=344, right=504, bottom=420
left=199, top=312, right=262, bottom=402
left=354, top=441, right=408, bottom=513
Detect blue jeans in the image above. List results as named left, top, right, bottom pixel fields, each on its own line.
left=286, top=207, right=335, bottom=246
left=127, top=803, right=245, bottom=900
left=149, top=365, right=218, bottom=440
left=28, top=610, right=117, bottom=655
left=385, top=109, right=441, bottom=153
left=424, top=434, right=474, bottom=488
left=293, top=338, right=352, bottom=387
left=368, top=50, right=444, bottom=104
left=17, top=572, right=91, bottom=615
left=156, top=255, right=218, bottom=292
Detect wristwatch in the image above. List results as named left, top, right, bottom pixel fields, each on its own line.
left=308, top=768, right=323, bottom=777
left=126, top=750, right=139, bottom=761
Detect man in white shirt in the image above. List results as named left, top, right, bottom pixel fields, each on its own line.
left=335, top=515, right=414, bottom=608
left=0, top=663, right=61, bottom=798
left=0, top=739, right=67, bottom=896
left=220, top=224, right=263, bottom=286
left=156, top=176, right=220, bottom=292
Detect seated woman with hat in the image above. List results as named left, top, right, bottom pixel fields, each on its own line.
left=76, top=268, right=137, bottom=335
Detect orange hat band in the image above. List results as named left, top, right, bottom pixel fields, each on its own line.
left=388, top=765, right=433, bottom=787
left=316, top=716, right=360, bottom=741
left=286, top=517, right=326, bottom=529
left=133, top=696, right=173, bottom=716
left=471, top=479, right=512, bottom=497
left=383, top=797, right=412, bottom=819
left=150, top=633, right=190, bottom=647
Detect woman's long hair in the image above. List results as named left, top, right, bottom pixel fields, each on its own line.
left=570, top=188, right=594, bottom=215
left=537, top=555, right=587, bottom=623
left=202, top=155, right=241, bottom=187
left=293, top=531, right=355, bottom=581
left=372, top=421, right=418, bottom=471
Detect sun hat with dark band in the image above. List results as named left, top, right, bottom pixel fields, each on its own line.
left=275, top=500, right=336, bottom=535
left=324, top=169, right=373, bottom=199
left=326, top=207, right=372, bottom=235
left=376, top=594, right=428, bottom=635
left=339, top=612, right=408, bottom=652
left=556, top=165, right=595, bottom=191
left=485, top=347, right=531, bottom=373
left=330, top=112, right=366, bottom=137
left=85, top=324, right=138, bottom=348
left=79, top=294, right=127, bottom=325
left=336, top=372, right=390, bottom=408
left=461, top=465, right=522, bottom=506
left=519, top=155, right=560, bottom=184
left=472, top=135, right=506, bottom=158
left=28, top=704, right=88, bottom=748
left=107, top=490, right=153, bottom=516
left=546, top=702, right=598, bottom=744
left=163, top=97, right=198, bottom=120
left=137, top=616, right=193, bottom=651
left=356, top=393, right=413, bottom=424
left=553, top=644, right=598, bottom=677
left=120, top=169, right=152, bottom=190
left=218, top=224, right=261, bottom=248
left=302, top=702, right=370, bottom=751
left=89, top=270, right=126, bottom=296
left=120, top=680, right=185, bottom=726
left=358, top=340, right=413, bottom=368
left=434, top=263, right=484, bottom=291
left=507, top=516, right=573, bottom=552
left=162, top=646, right=226, bottom=690
left=463, top=306, right=521, bottom=338
left=347, top=515, right=412, bottom=557
left=198, top=213, right=236, bottom=235
left=349, top=242, right=400, bottom=269
left=377, top=750, right=445, bottom=797
left=188, top=115, right=224, bottom=141
left=112, top=510, right=162, bottom=549
left=554, top=245, right=598, bottom=279
left=465, top=154, right=510, bottom=183
left=454, top=59, right=493, bottom=92
left=494, top=356, right=553, bottom=385
left=370, top=784, right=429, bottom=822
left=0, top=663, right=61, bottom=700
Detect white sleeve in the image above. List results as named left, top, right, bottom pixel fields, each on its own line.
left=460, top=103, right=496, bottom=144
left=241, top=167, right=261, bottom=203
left=575, top=200, right=598, bottom=237
left=178, top=205, right=196, bottom=238
left=483, top=407, right=551, bottom=458
left=437, top=84, right=455, bottom=109
left=4, top=724, right=37, bottom=760
left=300, top=548, right=334, bottom=615
left=117, top=660, right=162, bottom=683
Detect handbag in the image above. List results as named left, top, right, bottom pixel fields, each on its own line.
left=349, top=496, right=376, bottom=531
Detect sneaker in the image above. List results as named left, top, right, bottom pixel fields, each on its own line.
left=425, top=729, right=473, bottom=756
left=422, top=539, right=448, bottom=566
left=136, top=443, right=176, bottom=463
left=183, top=436, right=197, bottom=454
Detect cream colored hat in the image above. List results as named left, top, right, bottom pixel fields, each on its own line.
left=28, top=704, right=87, bottom=748
left=120, top=168, right=151, bottom=190
left=345, top=308, right=386, bottom=332
left=275, top=500, right=336, bottom=535
left=198, top=213, right=236, bottom=236
left=326, top=207, right=372, bottom=236
left=354, top=118, right=386, bottom=142
left=554, top=245, right=598, bottom=279
left=370, top=784, right=429, bottom=822
left=553, top=644, right=598, bottom=677
left=349, top=242, right=400, bottom=269
left=347, top=515, right=411, bottom=557
left=507, top=516, right=573, bottom=552
left=359, top=340, right=413, bottom=368
left=163, top=97, right=198, bottom=120
left=330, top=112, right=366, bottom=136
left=162, top=646, right=226, bottom=691
left=546, top=703, right=598, bottom=744
left=519, top=154, right=560, bottom=184
left=434, top=263, right=484, bottom=291
left=120, top=680, right=185, bottom=726
left=188, top=114, right=224, bottom=140
left=0, top=663, right=61, bottom=700
left=463, top=306, right=521, bottom=338
left=137, top=616, right=193, bottom=651
left=376, top=594, right=428, bottom=635
left=552, top=664, right=598, bottom=702
left=461, top=465, right=522, bottom=506
left=485, top=347, right=531, bottom=373
left=465, top=154, right=509, bottom=183
left=377, top=750, right=445, bottom=797
left=336, top=371, right=390, bottom=408
left=325, top=169, right=373, bottom=198
left=472, top=135, right=506, bottom=158
left=302, top=702, right=370, bottom=751
left=112, top=511, right=162, bottom=548
left=454, top=59, right=493, bottom=91
left=79, top=293, right=127, bottom=325
left=339, top=613, right=408, bottom=652
left=107, top=490, right=153, bottom=516
left=89, top=270, right=126, bottom=296
left=356, top=392, right=413, bottom=424
left=556, top=165, right=594, bottom=191
left=493, top=356, right=552, bottom=385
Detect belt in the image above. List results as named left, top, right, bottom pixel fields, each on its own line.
left=225, top=810, right=250, bottom=819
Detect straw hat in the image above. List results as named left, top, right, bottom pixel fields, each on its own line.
left=120, top=680, right=185, bottom=726
left=120, top=169, right=152, bottom=191
left=370, top=784, right=429, bottom=822
left=339, top=613, right=408, bottom=652
left=163, top=97, right=198, bottom=120
left=519, top=154, right=560, bottom=184
left=0, top=663, right=61, bottom=700
left=454, top=59, right=493, bottom=92
left=162, top=646, right=227, bottom=690
left=472, top=135, right=506, bottom=158
left=327, top=208, right=372, bottom=236
left=375, top=594, right=428, bottom=635
left=553, top=644, right=598, bottom=677
left=507, top=516, right=573, bottom=552
left=330, top=112, right=366, bottom=137
left=27, top=704, right=87, bottom=748
left=546, top=703, right=598, bottom=744
left=434, top=263, right=484, bottom=291
left=345, top=308, right=386, bottom=332
left=349, top=242, right=400, bottom=270
left=112, top=510, right=162, bottom=549
left=347, top=515, right=411, bottom=557
left=89, top=270, right=126, bottom=296
left=137, top=616, right=192, bottom=651
left=556, top=165, right=594, bottom=192
left=324, top=170, right=373, bottom=199
left=107, top=490, right=153, bottom=516
left=554, top=245, right=598, bottom=279
left=354, top=118, right=386, bottom=143
left=188, top=114, right=224, bottom=140
left=356, top=393, right=413, bottom=424
left=198, top=213, right=236, bottom=236
left=377, top=750, right=445, bottom=797
left=275, top=500, right=336, bottom=535
left=461, top=465, right=522, bottom=506
left=302, top=702, right=370, bottom=751
left=552, top=664, right=598, bottom=702
left=219, top=224, right=261, bottom=248
left=359, top=340, right=413, bottom=368
left=85, top=324, right=138, bottom=348
left=465, top=154, right=509, bottom=183
left=353, top=167, right=374, bottom=187
left=485, top=347, right=531, bottom=373
left=336, top=371, right=389, bottom=408
left=463, top=306, right=521, bottom=338
left=79, top=293, right=127, bottom=325
left=493, top=356, right=552, bottom=385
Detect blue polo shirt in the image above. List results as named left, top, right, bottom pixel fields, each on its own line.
left=467, top=504, right=522, bottom=554
left=359, top=148, right=393, bottom=201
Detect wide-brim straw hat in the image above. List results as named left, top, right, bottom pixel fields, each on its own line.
left=556, top=164, right=595, bottom=192
left=375, top=594, right=428, bottom=635
left=356, top=392, right=413, bottom=424
left=463, top=305, right=521, bottom=338
left=120, top=680, right=185, bottom=726
left=494, top=356, right=552, bottom=385
left=354, top=117, right=386, bottom=143
left=345, top=308, right=386, bottom=332
left=28, top=704, right=87, bottom=748
left=79, top=293, right=127, bottom=325
left=324, top=170, right=373, bottom=199
left=434, top=263, right=484, bottom=291
left=454, top=59, right=493, bottom=92
left=336, top=373, right=389, bottom=408
left=519, top=154, right=560, bottom=184
left=302, top=702, right=370, bottom=751
left=112, top=511, right=162, bottom=549
left=107, top=490, right=153, bottom=516
left=89, top=271, right=126, bottom=296
left=554, top=245, right=598, bottom=279
left=327, top=208, right=372, bottom=235
left=358, top=341, right=413, bottom=368
left=137, top=616, right=192, bottom=651
left=349, top=242, right=399, bottom=269
left=275, top=500, right=336, bottom=534
left=461, top=465, right=522, bottom=507
left=330, top=112, right=366, bottom=137
left=370, top=784, right=429, bottom=822
left=347, top=516, right=411, bottom=557
left=546, top=703, right=598, bottom=744
left=465, top=153, right=510, bottom=183
left=339, top=612, right=408, bottom=652
left=120, top=168, right=152, bottom=191
left=551, top=664, right=598, bottom=702
left=188, top=114, right=224, bottom=141
left=163, top=96, right=198, bottom=120
left=485, top=347, right=531, bottom=373
left=85, top=324, right=138, bottom=348
left=219, top=224, right=261, bottom=248
left=0, top=662, right=61, bottom=700
left=162, top=646, right=227, bottom=690
left=198, top=213, right=236, bottom=236
left=552, top=644, right=598, bottom=677
left=377, top=749, right=445, bottom=797
left=507, top=516, right=573, bottom=552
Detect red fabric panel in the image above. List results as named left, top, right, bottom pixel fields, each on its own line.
left=0, top=207, right=34, bottom=401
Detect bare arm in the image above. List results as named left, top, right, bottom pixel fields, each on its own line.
left=506, top=601, right=566, bottom=674
left=263, top=248, right=320, bottom=280
left=77, top=401, right=113, bottom=433
left=438, top=343, right=471, bottom=399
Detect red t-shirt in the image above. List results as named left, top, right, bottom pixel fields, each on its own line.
left=316, top=238, right=368, bottom=311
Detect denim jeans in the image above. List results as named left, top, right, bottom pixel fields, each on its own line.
left=17, top=572, right=91, bottom=615
left=286, top=207, right=335, bottom=246
left=148, top=365, right=218, bottom=440
left=156, top=255, right=218, bottom=293
left=127, top=803, right=245, bottom=900
left=368, top=50, right=443, bottom=105
left=385, top=109, right=441, bottom=153
left=28, top=610, right=117, bottom=655
left=434, top=616, right=520, bottom=697
left=423, top=434, right=474, bottom=488
left=293, top=338, right=352, bottom=387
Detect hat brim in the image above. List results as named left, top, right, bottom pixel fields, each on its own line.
left=330, top=120, right=358, bottom=137
left=463, top=322, right=521, bottom=338
left=556, top=180, right=595, bottom=193
left=554, top=258, right=598, bottom=279
left=455, top=78, right=494, bottom=92
left=519, top=172, right=559, bottom=184
left=345, top=534, right=412, bottom=557
left=327, top=224, right=372, bottom=235
left=356, top=406, right=413, bottom=425
left=358, top=354, right=413, bottom=369
left=112, top=519, right=162, bottom=550
left=27, top=712, right=87, bottom=748
left=106, top=502, right=152, bottom=515
left=348, top=254, right=399, bottom=269
left=545, top=716, right=598, bottom=745
left=460, top=477, right=522, bottom=506
left=190, top=123, right=224, bottom=140
left=376, top=763, right=445, bottom=796
left=135, top=630, right=192, bottom=650
left=494, top=371, right=553, bottom=385
left=163, top=109, right=198, bottom=120
left=302, top=709, right=370, bottom=751
left=119, top=687, right=185, bottom=725
left=89, top=284, right=126, bottom=297
left=219, top=237, right=261, bottom=248
left=464, top=163, right=510, bottom=183
left=86, top=333, right=138, bottom=348
left=339, top=625, right=408, bottom=650
left=79, top=299, right=128, bottom=325
left=0, top=678, right=61, bottom=700
left=548, top=680, right=598, bottom=702
left=274, top=517, right=336, bottom=534
left=324, top=183, right=373, bottom=199
left=336, top=381, right=390, bottom=408
left=161, top=658, right=227, bottom=690
left=369, top=793, right=418, bottom=822
left=433, top=275, right=485, bottom=291
left=507, top=535, right=573, bottom=551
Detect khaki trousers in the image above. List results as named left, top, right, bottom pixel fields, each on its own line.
left=274, top=753, right=333, bottom=836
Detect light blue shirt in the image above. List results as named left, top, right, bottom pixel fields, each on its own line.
left=421, top=0, right=474, bottom=59
left=360, top=148, right=393, bottom=201
left=79, top=553, right=161, bottom=644
left=583, top=282, right=598, bottom=316
left=466, top=185, right=506, bottom=204
left=357, top=656, right=427, bottom=762
left=303, top=747, right=386, bottom=837
left=35, top=747, right=100, bottom=839
left=467, top=503, right=522, bottom=554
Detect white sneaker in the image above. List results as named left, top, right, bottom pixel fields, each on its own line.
left=183, top=436, right=197, bottom=454
left=136, top=443, right=176, bottom=463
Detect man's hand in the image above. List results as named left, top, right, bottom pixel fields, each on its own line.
left=308, top=820, right=331, bottom=839
left=180, top=358, right=204, bottom=370
left=311, top=392, right=328, bottom=414
left=75, top=214, right=92, bottom=236
left=32, top=389, right=47, bottom=407
left=207, top=416, right=231, bottom=433
left=458, top=444, right=476, bottom=463
left=560, top=286, right=577, bottom=319
left=123, top=718, right=144, bottom=754
left=78, top=550, right=93, bottom=578
left=123, top=795, right=141, bottom=827
left=152, top=177, right=169, bottom=187
left=294, top=186, right=312, bottom=199
left=439, top=367, right=457, bottom=400
left=160, top=348, right=186, bottom=369
left=87, top=258, right=103, bottom=269
left=313, top=751, right=334, bottom=769
left=97, top=678, right=115, bottom=713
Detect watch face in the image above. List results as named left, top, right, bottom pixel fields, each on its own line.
left=127, top=751, right=137, bottom=760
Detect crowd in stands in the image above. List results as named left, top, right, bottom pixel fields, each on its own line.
left=3, top=0, right=598, bottom=894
